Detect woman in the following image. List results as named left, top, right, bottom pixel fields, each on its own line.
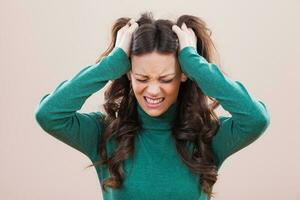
left=34, top=12, right=270, bottom=200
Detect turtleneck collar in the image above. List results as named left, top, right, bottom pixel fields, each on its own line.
left=137, top=99, right=179, bottom=131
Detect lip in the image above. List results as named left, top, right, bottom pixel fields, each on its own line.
left=144, top=96, right=165, bottom=108
left=145, top=96, right=164, bottom=100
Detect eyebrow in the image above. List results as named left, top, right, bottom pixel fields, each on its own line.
left=134, top=73, right=176, bottom=78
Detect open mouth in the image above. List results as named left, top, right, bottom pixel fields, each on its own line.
left=144, top=96, right=165, bottom=108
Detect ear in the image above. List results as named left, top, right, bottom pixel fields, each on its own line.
left=180, top=72, right=188, bottom=82
left=126, top=71, right=131, bottom=81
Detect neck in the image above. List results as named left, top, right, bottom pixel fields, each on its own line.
left=137, top=99, right=179, bottom=131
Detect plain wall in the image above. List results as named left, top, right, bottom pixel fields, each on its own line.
left=1, top=0, right=299, bottom=199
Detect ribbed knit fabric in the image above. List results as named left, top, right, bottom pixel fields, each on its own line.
left=35, top=46, right=270, bottom=200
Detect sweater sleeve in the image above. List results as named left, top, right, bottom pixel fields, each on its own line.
left=34, top=47, right=131, bottom=160
left=178, top=46, right=270, bottom=167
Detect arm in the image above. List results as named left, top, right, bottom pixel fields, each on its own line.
left=178, top=46, right=270, bottom=167
left=34, top=47, right=131, bottom=160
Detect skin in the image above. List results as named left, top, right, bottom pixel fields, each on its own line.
left=115, top=18, right=197, bottom=117
left=126, top=51, right=187, bottom=117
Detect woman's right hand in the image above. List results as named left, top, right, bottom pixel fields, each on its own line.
left=115, top=18, right=139, bottom=57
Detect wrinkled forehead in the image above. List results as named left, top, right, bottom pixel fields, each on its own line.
left=130, top=51, right=180, bottom=77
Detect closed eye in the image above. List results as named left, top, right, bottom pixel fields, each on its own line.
left=136, top=79, right=147, bottom=83
left=136, top=79, right=173, bottom=83
left=161, top=79, right=173, bottom=83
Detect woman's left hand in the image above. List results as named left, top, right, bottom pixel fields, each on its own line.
left=172, top=22, right=197, bottom=52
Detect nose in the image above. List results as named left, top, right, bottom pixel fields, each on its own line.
left=146, top=83, right=161, bottom=97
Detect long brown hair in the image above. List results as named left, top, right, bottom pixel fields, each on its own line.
left=86, top=11, right=226, bottom=199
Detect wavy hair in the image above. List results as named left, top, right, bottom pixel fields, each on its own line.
left=86, top=11, right=227, bottom=199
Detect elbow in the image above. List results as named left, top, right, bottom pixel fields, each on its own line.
left=251, top=103, right=271, bottom=135
left=34, top=93, right=66, bottom=133
left=34, top=107, right=48, bottom=131
left=256, top=112, right=270, bottom=133
left=35, top=94, right=51, bottom=128
left=34, top=107, right=55, bottom=133
left=34, top=106, right=72, bottom=133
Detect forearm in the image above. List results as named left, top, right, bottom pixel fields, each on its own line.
left=178, top=46, right=270, bottom=133
left=35, top=47, right=130, bottom=130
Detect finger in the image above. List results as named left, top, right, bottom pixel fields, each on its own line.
left=121, top=19, right=133, bottom=32
left=172, top=24, right=182, bottom=35
left=128, top=18, right=137, bottom=27
left=128, top=22, right=139, bottom=33
left=181, top=22, right=188, bottom=31
left=120, top=23, right=130, bottom=32
left=188, top=28, right=195, bottom=36
left=127, top=18, right=133, bottom=25
left=172, top=25, right=177, bottom=32
left=188, top=28, right=197, bottom=42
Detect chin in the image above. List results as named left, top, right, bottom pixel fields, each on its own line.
left=145, top=109, right=164, bottom=117
left=138, top=97, right=168, bottom=117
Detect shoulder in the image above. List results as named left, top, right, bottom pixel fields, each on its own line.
left=93, top=111, right=106, bottom=120
left=218, top=115, right=230, bottom=123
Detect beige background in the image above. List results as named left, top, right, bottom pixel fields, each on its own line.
left=1, top=0, right=299, bottom=199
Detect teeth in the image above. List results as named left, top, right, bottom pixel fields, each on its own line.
left=145, top=97, right=164, bottom=104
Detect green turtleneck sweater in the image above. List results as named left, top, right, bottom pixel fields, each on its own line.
left=34, top=46, right=270, bottom=200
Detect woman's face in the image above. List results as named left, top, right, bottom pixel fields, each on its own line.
left=127, top=51, right=187, bottom=117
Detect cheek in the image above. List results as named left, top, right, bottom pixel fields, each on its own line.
left=131, top=81, right=181, bottom=97
left=131, top=82, right=145, bottom=95
left=163, top=84, right=179, bottom=95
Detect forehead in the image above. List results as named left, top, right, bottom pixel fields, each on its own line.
left=131, top=51, right=179, bottom=77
